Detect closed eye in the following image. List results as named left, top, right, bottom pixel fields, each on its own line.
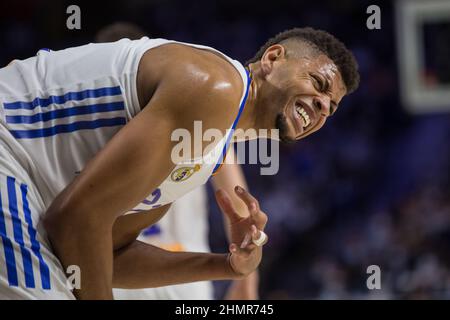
left=312, top=74, right=338, bottom=115
left=311, top=74, right=330, bottom=93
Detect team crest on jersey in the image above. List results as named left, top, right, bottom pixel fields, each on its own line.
left=171, top=164, right=201, bottom=182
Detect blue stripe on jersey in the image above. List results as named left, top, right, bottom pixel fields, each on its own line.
left=10, top=117, right=126, bottom=139
left=212, top=69, right=251, bottom=174
left=5, top=101, right=125, bottom=124
left=20, top=184, right=51, bottom=289
left=0, top=186, right=19, bottom=286
left=3, top=86, right=122, bottom=110
left=7, top=177, right=35, bottom=288
left=142, top=224, right=162, bottom=237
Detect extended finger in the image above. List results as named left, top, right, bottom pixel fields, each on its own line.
left=234, top=186, right=260, bottom=212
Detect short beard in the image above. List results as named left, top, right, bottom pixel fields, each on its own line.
left=275, top=113, right=295, bottom=144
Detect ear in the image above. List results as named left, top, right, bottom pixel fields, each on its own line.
left=260, top=44, right=286, bottom=76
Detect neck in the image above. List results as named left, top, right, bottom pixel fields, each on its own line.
left=234, top=63, right=261, bottom=141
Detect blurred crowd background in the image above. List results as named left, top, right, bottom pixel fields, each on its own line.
left=0, top=0, right=449, bottom=299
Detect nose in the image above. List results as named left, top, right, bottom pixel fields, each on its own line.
left=313, top=96, right=331, bottom=116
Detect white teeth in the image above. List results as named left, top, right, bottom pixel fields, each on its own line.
left=296, top=106, right=311, bottom=128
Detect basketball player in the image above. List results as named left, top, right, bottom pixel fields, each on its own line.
left=95, top=22, right=259, bottom=300
left=0, top=27, right=359, bottom=299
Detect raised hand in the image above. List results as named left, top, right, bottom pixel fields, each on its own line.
left=215, top=186, right=268, bottom=277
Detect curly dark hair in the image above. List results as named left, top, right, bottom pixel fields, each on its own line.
left=246, top=27, right=360, bottom=94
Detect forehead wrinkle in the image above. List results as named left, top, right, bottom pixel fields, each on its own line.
left=287, top=52, right=346, bottom=102
left=319, top=61, right=346, bottom=102
left=316, top=56, right=339, bottom=80
left=324, top=73, right=346, bottom=108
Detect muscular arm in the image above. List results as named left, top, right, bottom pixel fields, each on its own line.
left=44, top=102, right=177, bottom=299
left=43, top=45, right=244, bottom=300
left=113, top=241, right=236, bottom=288
left=212, top=148, right=249, bottom=228
left=211, top=148, right=259, bottom=300
left=112, top=186, right=268, bottom=289
left=112, top=204, right=239, bottom=288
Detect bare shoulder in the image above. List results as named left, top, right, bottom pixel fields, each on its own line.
left=137, top=43, right=244, bottom=132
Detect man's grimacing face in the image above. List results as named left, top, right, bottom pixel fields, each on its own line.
left=257, top=45, right=348, bottom=143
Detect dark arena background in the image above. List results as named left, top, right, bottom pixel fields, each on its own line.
left=0, top=0, right=449, bottom=300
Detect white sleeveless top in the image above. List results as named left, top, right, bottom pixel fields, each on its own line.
left=0, top=37, right=250, bottom=213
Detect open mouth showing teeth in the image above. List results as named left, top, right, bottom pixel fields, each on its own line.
left=296, top=106, right=311, bottom=128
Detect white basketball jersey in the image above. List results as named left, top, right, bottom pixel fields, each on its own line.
left=0, top=37, right=250, bottom=213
